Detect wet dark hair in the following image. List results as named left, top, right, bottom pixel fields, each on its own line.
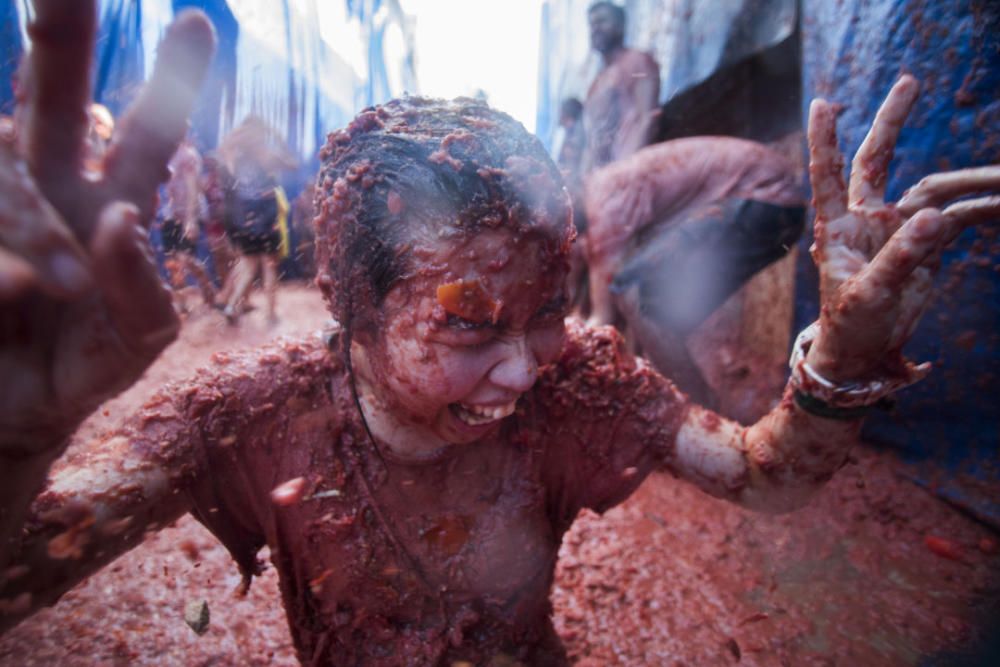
left=588, top=1, right=626, bottom=27
left=314, top=96, right=574, bottom=333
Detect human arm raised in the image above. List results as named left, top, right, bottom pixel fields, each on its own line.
left=0, top=0, right=215, bottom=565
left=663, top=76, right=999, bottom=511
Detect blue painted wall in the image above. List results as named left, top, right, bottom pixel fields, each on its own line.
left=799, top=0, right=1000, bottom=526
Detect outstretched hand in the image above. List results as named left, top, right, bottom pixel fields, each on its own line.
left=803, top=75, right=999, bottom=385
left=0, top=1, right=215, bottom=453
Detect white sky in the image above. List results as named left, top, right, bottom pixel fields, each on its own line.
left=400, top=0, right=544, bottom=132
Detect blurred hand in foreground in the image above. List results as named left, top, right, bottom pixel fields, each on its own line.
left=0, top=1, right=215, bottom=453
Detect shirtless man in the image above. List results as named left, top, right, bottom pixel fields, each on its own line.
left=582, top=1, right=660, bottom=173
left=585, top=137, right=805, bottom=404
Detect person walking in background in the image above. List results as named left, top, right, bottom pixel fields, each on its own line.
left=159, top=137, right=216, bottom=314
left=201, top=151, right=239, bottom=291
left=217, top=117, right=296, bottom=325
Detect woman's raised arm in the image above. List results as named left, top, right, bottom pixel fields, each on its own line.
left=667, top=76, right=999, bottom=512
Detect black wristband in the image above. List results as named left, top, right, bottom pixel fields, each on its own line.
left=792, top=390, right=872, bottom=421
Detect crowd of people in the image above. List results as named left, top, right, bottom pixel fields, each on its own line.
left=157, top=117, right=314, bottom=325
left=9, top=94, right=317, bottom=327
left=0, top=2, right=997, bottom=666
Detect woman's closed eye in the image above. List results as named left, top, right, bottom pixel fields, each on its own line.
left=530, top=295, right=570, bottom=325
left=440, top=315, right=496, bottom=346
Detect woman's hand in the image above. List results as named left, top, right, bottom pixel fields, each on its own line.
left=0, top=1, right=215, bottom=453
left=804, top=75, right=999, bottom=385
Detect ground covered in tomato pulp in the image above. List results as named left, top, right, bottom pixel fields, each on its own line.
left=1, top=284, right=997, bottom=666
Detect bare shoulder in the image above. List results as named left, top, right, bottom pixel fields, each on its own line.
left=621, top=48, right=659, bottom=73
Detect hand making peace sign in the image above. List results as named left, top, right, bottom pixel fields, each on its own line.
left=802, top=75, right=999, bottom=388
left=0, top=0, right=215, bottom=453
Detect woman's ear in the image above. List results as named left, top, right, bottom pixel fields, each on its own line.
left=351, top=320, right=377, bottom=347
left=347, top=297, right=383, bottom=347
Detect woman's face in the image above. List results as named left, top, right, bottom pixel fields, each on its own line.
left=354, top=228, right=569, bottom=460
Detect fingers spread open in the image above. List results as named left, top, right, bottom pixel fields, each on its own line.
left=848, top=75, right=919, bottom=207
left=807, top=99, right=848, bottom=226
left=864, top=208, right=946, bottom=289
left=104, top=10, right=216, bottom=221
left=898, top=166, right=1000, bottom=216
left=89, top=202, right=178, bottom=360
left=941, top=195, right=1000, bottom=244
left=0, top=153, right=92, bottom=298
left=23, top=0, right=95, bottom=188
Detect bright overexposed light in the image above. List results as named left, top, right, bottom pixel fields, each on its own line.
left=400, top=0, right=544, bottom=132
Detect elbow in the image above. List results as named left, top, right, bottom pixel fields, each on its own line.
left=736, top=425, right=844, bottom=514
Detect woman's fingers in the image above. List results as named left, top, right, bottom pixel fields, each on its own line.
left=104, top=10, right=216, bottom=221
left=898, top=167, right=1000, bottom=217
left=940, top=195, right=1000, bottom=244
left=0, top=152, right=92, bottom=298
left=847, top=75, right=919, bottom=208
left=807, top=99, right=848, bottom=226
left=89, top=202, right=179, bottom=360
left=862, top=208, right=946, bottom=289
left=22, top=0, right=95, bottom=194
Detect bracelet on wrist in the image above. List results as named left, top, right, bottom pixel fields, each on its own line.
left=788, top=322, right=927, bottom=418
left=792, top=391, right=897, bottom=421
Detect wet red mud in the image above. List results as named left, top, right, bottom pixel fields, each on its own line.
left=1, top=284, right=997, bottom=666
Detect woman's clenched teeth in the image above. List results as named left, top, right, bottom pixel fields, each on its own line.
left=451, top=400, right=518, bottom=426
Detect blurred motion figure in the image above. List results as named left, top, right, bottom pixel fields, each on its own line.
left=159, top=137, right=217, bottom=313
left=217, top=117, right=296, bottom=325
left=586, top=137, right=805, bottom=405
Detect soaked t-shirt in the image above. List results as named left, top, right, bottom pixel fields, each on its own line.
left=141, top=321, right=687, bottom=665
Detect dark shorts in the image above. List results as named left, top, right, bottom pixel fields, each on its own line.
left=161, top=218, right=197, bottom=255
left=230, top=229, right=281, bottom=255
left=611, top=198, right=805, bottom=335
left=229, top=195, right=281, bottom=256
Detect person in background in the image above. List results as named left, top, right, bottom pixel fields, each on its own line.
left=0, top=116, right=14, bottom=144
left=585, top=137, right=806, bottom=406
left=556, top=97, right=585, bottom=192
left=217, top=118, right=296, bottom=325
left=290, top=181, right=317, bottom=280
left=201, top=151, right=238, bottom=290
left=82, top=103, right=114, bottom=176
left=582, top=1, right=660, bottom=174
left=158, top=137, right=216, bottom=313
left=555, top=97, right=591, bottom=314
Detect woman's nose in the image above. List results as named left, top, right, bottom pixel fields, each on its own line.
left=489, top=335, right=539, bottom=393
